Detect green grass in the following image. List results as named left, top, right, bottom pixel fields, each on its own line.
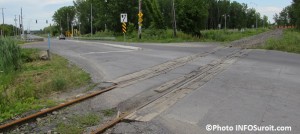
left=117, top=29, right=201, bottom=43
left=259, top=29, right=300, bottom=54
left=56, top=113, right=101, bottom=134
left=80, top=28, right=269, bottom=43
left=101, top=108, right=116, bottom=117
left=0, top=48, right=91, bottom=122
left=201, top=28, right=269, bottom=42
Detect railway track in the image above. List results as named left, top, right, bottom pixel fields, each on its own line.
left=1, top=30, right=282, bottom=133
left=90, top=29, right=282, bottom=133
left=91, top=48, right=251, bottom=133
left=0, top=46, right=223, bottom=132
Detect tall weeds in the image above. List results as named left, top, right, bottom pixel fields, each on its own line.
left=263, top=30, right=300, bottom=53
left=0, top=37, right=22, bottom=73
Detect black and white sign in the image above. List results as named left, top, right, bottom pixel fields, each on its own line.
left=120, top=13, right=128, bottom=23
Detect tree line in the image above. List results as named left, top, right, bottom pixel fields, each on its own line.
left=274, top=0, right=300, bottom=30
left=0, top=24, right=20, bottom=36
left=51, top=0, right=271, bottom=37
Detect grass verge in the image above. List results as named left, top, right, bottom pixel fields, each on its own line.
left=79, top=28, right=269, bottom=43
left=258, top=29, right=300, bottom=54
left=0, top=48, right=91, bottom=122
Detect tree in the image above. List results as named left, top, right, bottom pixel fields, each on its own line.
left=246, top=8, right=257, bottom=28
left=52, top=6, right=76, bottom=34
left=176, top=0, right=209, bottom=37
left=292, top=0, right=300, bottom=30
left=52, top=0, right=270, bottom=35
left=229, top=2, right=247, bottom=29
left=144, top=0, right=166, bottom=29
left=0, top=24, right=19, bottom=36
left=158, top=0, right=173, bottom=28
left=262, top=15, right=269, bottom=28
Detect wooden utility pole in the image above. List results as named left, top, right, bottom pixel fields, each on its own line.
left=91, top=3, right=93, bottom=37
left=172, top=0, right=177, bottom=37
left=14, top=15, right=17, bottom=36
left=21, top=8, right=24, bottom=35
left=1, top=8, right=5, bottom=36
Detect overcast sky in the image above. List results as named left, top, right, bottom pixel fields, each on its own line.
left=0, top=0, right=293, bottom=30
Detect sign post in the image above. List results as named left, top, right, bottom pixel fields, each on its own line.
left=47, top=33, right=51, bottom=60
left=121, top=13, right=127, bottom=42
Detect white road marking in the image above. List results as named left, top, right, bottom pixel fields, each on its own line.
left=65, top=40, right=142, bottom=50
left=81, top=50, right=135, bottom=55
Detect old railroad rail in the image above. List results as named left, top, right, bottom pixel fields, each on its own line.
left=91, top=48, right=250, bottom=133
left=0, top=46, right=223, bottom=131
left=91, top=29, right=282, bottom=133
left=0, top=29, right=281, bottom=132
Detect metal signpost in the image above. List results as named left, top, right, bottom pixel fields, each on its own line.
left=47, top=33, right=51, bottom=60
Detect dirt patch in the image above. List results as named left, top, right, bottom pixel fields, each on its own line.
left=229, top=29, right=283, bottom=48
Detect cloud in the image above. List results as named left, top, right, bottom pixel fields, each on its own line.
left=0, top=0, right=73, bottom=30
left=257, top=6, right=283, bottom=22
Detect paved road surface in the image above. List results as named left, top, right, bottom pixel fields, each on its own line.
left=24, top=38, right=300, bottom=134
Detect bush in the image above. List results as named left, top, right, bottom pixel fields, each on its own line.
left=0, top=37, right=22, bottom=73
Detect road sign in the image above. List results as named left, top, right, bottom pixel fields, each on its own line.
left=138, top=12, right=143, bottom=18
left=138, top=12, right=143, bottom=26
left=122, top=22, right=127, bottom=33
left=139, top=18, right=143, bottom=23
left=120, top=13, right=128, bottom=23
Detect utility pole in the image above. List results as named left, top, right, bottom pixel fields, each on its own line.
left=105, top=0, right=107, bottom=32
left=14, top=15, right=17, bottom=36
left=223, top=14, right=229, bottom=30
left=256, top=13, right=258, bottom=29
left=250, top=2, right=258, bottom=29
left=138, top=0, right=142, bottom=39
left=91, top=3, right=93, bottom=37
left=67, top=13, right=69, bottom=33
left=60, top=19, right=62, bottom=34
left=19, top=15, right=21, bottom=36
left=1, top=8, right=5, bottom=36
left=172, top=0, right=177, bottom=37
left=1, top=8, right=4, bottom=24
left=21, top=8, right=24, bottom=35
left=224, top=14, right=227, bottom=30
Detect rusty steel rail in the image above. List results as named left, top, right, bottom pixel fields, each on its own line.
left=0, top=47, right=227, bottom=132
left=91, top=112, right=131, bottom=134
left=0, top=84, right=117, bottom=131
left=91, top=49, right=250, bottom=134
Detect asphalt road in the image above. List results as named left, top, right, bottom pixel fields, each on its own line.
left=24, top=38, right=300, bottom=134
left=24, top=39, right=219, bottom=82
